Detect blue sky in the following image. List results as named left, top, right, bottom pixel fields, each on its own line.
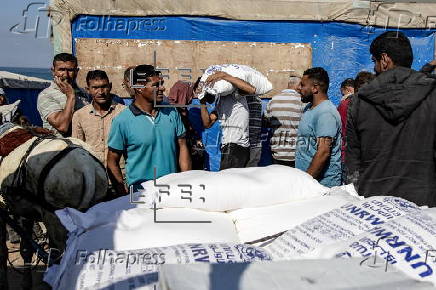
left=1, top=0, right=53, bottom=68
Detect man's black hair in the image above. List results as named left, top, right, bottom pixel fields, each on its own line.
left=123, top=66, right=136, bottom=81
left=192, top=77, right=201, bottom=92
left=341, top=78, right=355, bottom=89
left=86, top=70, right=109, bottom=86
left=354, top=71, right=375, bottom=92
left=370, top=31, right=413, bottom=68
left=133, top=64, right=159, bottom=84
left=303, top=67, right=330, bottom=93
left=53, top=53, right=78, bottom=67
left=204, top=92, right=216, bottom=104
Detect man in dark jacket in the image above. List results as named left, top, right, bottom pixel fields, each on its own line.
left=346, top=31, right=436, bottom=207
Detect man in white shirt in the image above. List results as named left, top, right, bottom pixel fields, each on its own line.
left=200, top=71, right=255, bottom=170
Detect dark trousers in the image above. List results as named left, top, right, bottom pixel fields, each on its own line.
left=272, top=158, right=295, bottom=168
left=246, top=146, right=262, bottom=167
left=220, top=143, right=250, bottom=170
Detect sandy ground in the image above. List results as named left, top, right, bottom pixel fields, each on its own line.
left=6, top=241, right=51, bottom=290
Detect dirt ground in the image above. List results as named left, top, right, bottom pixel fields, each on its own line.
left=6, top=241, right=51, bottom=290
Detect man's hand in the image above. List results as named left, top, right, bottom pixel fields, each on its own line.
left=178, top=138, right=192, bottom=172
left=46, top=77, right=77, bottom=134
left=107, top=149, right=128, bottom=196
left=54, top=76, right=75, bottom=98
left=205, top=71, right=230, bottom=85
left=306, top=137, right=333, bottom=179
left=195, top=140, right=204, bottom=148
left=114, top=183, right=128, bottom=197
left=206, top=71, right=255, bottom=95
left=200, top=105, right=218, bottom=129
left=199, top=92, right=218, bottom=128
left=430, top=59, right=436, bottom=66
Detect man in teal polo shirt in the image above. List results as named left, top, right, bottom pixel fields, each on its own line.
left=107, top=65, right=192, bottom=195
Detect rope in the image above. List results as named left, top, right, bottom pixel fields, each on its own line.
left=6, top=223, right=49, bottom=274
left=0, top=208, right=51, bottom=265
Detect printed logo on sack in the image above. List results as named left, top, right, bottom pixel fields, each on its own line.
left=10, top=2, right=63, bottom=39
left=383, top=196, right=419, bottom=212
left=235, top=245, right=271, bottom=262
left=384, top=197, right=418, bottom=211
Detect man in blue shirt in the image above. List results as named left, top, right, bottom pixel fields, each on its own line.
left=107, top=65, right=191, bottom=195
left=295, top=67, right=341, bottom=187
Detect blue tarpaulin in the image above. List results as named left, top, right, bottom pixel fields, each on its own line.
left=72, top=16, right=436, bottom=103
left=71, top=15, right=436, bottom=170
left=4, top=88, right=44, bottom=126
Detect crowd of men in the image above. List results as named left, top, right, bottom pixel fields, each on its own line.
left=1, top=30, right=432, bottom=207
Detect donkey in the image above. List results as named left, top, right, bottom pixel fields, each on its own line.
left=0, top=123, right=110, bottom=289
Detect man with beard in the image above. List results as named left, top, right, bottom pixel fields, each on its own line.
left=107, top=65, right=191, bottom=195
left=72, top=70, right=125, bottom=166
left=295, top=67, right=341, bottom=187
left=346, top=31, right=436, bottom=207
left=37, top=53, right=90, bottom=137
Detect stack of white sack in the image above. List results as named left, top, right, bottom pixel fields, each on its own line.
left=229, top=191, right=359, bottom=243
left=262, top=196, right=436, bottom=286
left=198, top=64, right=272, bottom=99
left=50, top=195, right=436, bottom=289
left=46, top=200, right=241, bottom=289
left=45, top=166, right=359, bottom=289
left=49, top=242, right=273, bottom=290
left=139, top=165, right=329, bottom=211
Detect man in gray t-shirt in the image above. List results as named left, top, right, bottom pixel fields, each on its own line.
left=295, top=67, right=341, bottom=187
left=200, top=71, right=254, bottom=170
left=37, top=53, right=90, bottom=137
